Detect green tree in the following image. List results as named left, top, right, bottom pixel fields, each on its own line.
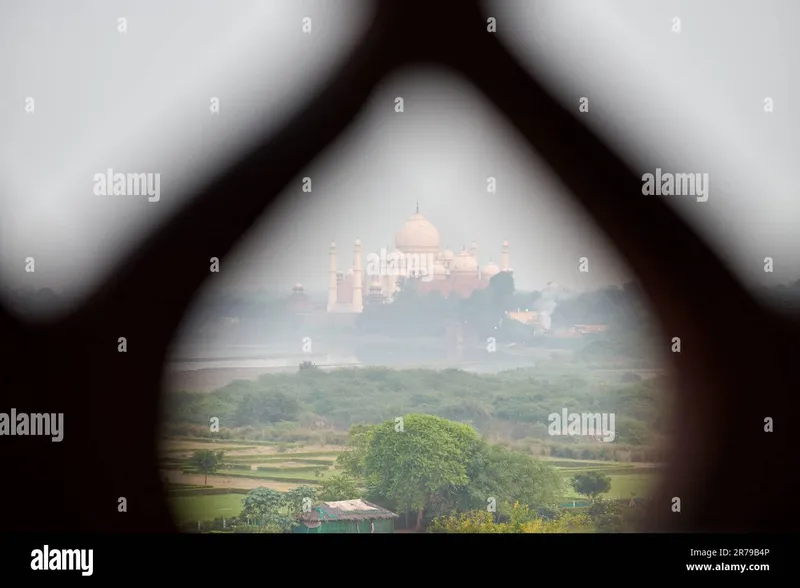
left=284, top=485, right=318, bottom=517
left=587, top=497, right=624, bottom=532
left=488, top=271, right=516, bottom=311
left=187, top=449, right=224, bottom=485
left=588, top=497, right=648, bottom=532
left=240, top=487, right=295, bottom=532
left=318, top=473, right=361, bottom=502
left=335, top=423, right=375, bottom=478
left=340, top=414, right=479, bottom=531
left=443, top=442, right=563, bottom=515
left=233, top=390, right=301, bottom=426
left=571, top=471, right=612, bottom=502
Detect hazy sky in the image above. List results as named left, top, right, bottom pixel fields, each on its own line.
left=1, top=0, right=798, bottom=316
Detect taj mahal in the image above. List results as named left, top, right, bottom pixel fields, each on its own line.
left=306, top=204, right=512, bottom=314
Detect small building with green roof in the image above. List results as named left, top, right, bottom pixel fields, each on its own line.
left=293, top=499, right=398, bottom=533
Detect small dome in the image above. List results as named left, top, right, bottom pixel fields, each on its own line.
left=293, top=282, right=303, bottom=290
left=452, top=249, right=478, bottom=274
left=441, top=248, right=455, bottom=260
left=432, top=262, right=448, bottom=280
left=502, top=240, right=509, bottom=247
left=482, top=262, right=500, bottom=279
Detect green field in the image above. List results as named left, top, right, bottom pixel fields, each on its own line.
left=171, top=494, right=245, bottom=525
left=169, top=458, right=659, bottom=524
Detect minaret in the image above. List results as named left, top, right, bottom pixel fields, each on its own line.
left=327, top=241, right=338, bottom=311
left=352, top=238, right=363, bottom=313
left=381, top=243, right=391, bottom=296
left=501, top=240, right=510, bottom=271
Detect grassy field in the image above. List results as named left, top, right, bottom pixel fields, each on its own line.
left=171, top=494, right=245, bottom=525
left=161, top=440, right=340, bottom=490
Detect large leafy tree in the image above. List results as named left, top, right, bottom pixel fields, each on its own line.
left=339, top=414, right=479, bottom=531
left=446, top=442, right=563, bottom=516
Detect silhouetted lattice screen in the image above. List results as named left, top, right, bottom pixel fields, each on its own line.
left=0, top=0, right=797, bottom=538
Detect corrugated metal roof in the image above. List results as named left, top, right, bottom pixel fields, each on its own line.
left=325, top=499, right=373, bottom=512
left=299, top=499, right=398, bottom=522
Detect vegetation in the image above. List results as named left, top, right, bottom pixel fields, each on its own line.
left=164, top=368, right=671, bottom=459
left=571, top=471, right=613, bottom=502
left=358, top=271, right=516, bottom=339
left=165, top=434, right=657, bottom=531
left=336, top=414, right=564, bottom=530
left=237, top=486, right=318, bottom=533
left=187, top=450, right=225, bottom=485
left=317, top=473, right=361, bottom=502
left=429, top=502, right=592, bottom=533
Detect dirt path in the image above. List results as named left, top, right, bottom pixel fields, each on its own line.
left=162, top=470, right=300, bottom=492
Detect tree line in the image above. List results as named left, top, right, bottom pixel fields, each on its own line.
left=165, top=367, right=670, bottom=449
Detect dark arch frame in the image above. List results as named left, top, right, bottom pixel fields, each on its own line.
left=1, top=0, right=797, bottom=533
